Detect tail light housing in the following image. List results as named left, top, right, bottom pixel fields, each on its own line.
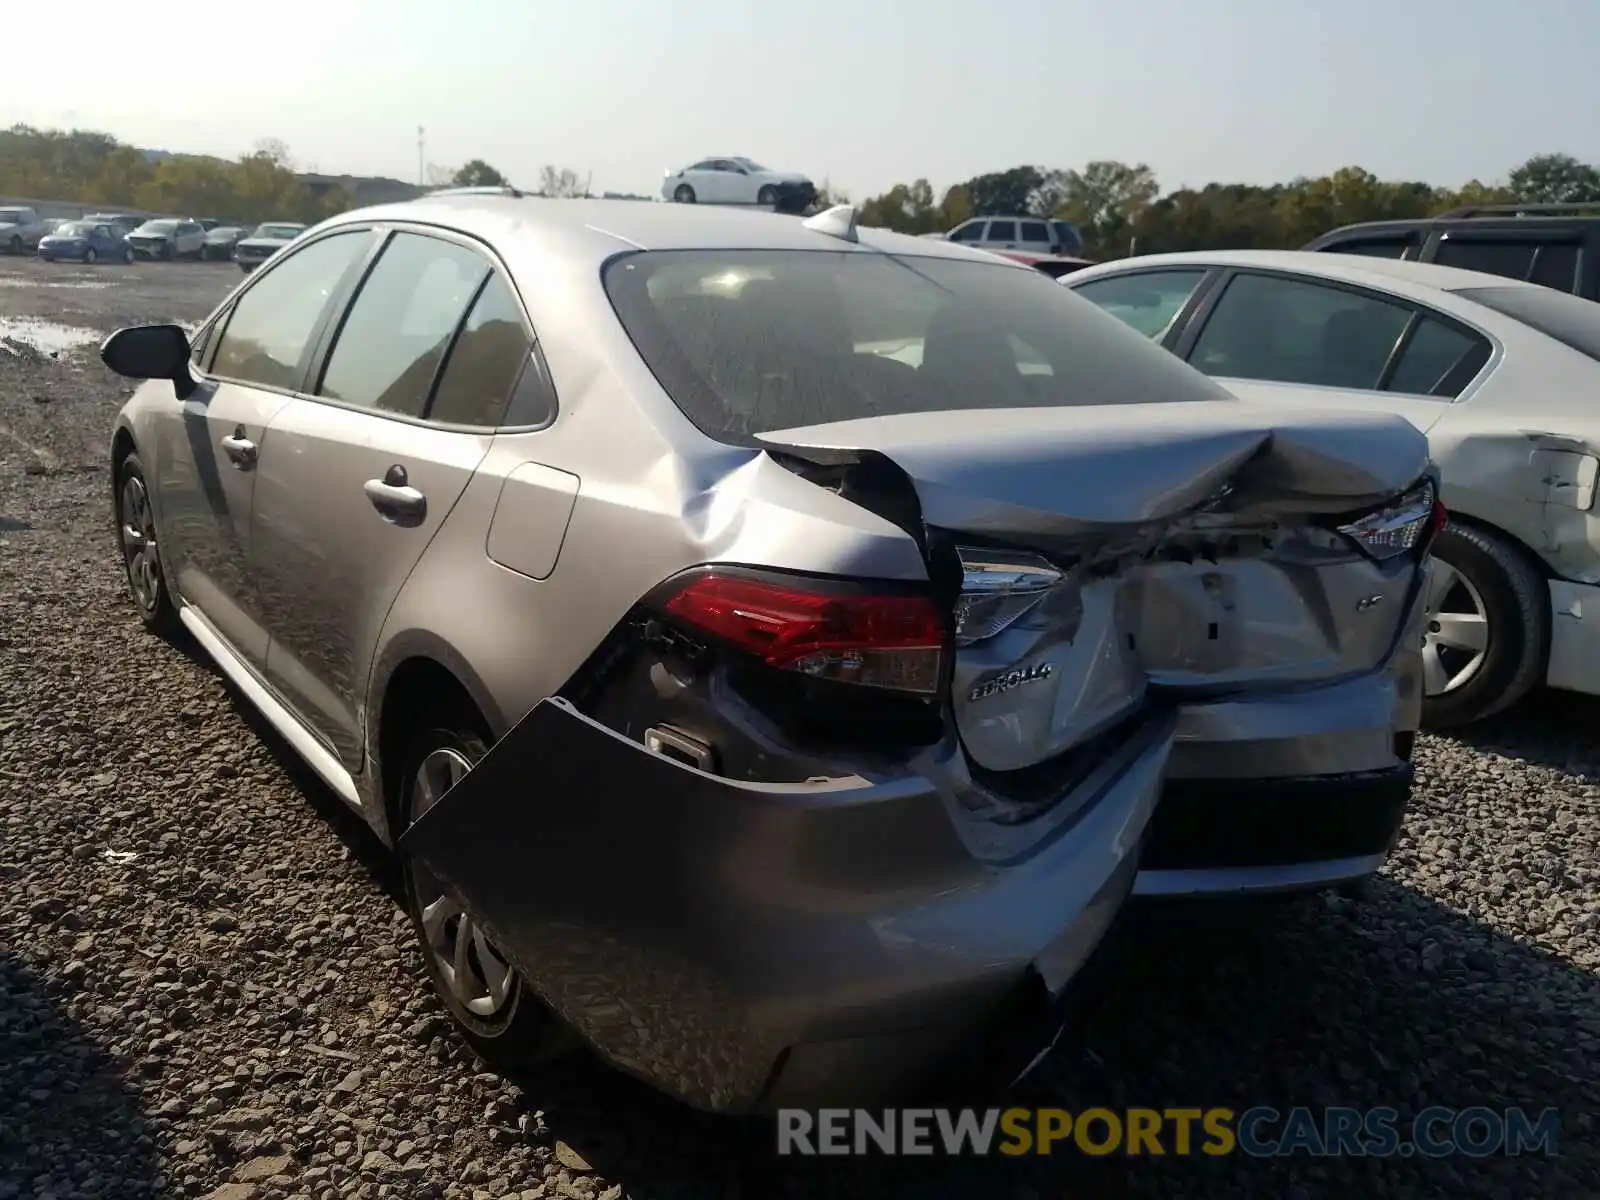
left=1336, top=478, right=1441, bottom=561
left=657, top=569, right=947, bottom=695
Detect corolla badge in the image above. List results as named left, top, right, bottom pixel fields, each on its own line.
left=968, top=662, right=1054, bottom=703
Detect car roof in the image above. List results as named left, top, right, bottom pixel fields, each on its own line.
left=1066, top=248, right=1549, bottom=300
left=318, top=197, right=1034, bottom=271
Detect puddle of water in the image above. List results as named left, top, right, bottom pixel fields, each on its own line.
left=0, top=278, right=114, bottom=291
left=0, top=317, right=101, bottom=355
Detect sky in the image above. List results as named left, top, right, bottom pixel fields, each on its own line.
left=7, top=0, right=1596, bottom=200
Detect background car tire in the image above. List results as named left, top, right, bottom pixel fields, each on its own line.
left=84, top=248, right=97, bottom=264
left=673, top=184, right=696, bottom=203
left=123, top=247, right=134, bottom=264
left=757, top=185, right=778, bottom=207
left=161, top=242, right=175, bottom=261
left=115, top=451, right=179, bottom=636
left=6, top=236, right=19, bottom=255
left=396, top=712, right=576, bottom=1067
left=1422, top=523, right=1549, bottom=729
left=40, top=253, right=53, bottom=263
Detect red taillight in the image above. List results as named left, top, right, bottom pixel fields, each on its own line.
left=661, top=572, right=946, bottom=695
left=1432, top=498, right=1448, bottom=534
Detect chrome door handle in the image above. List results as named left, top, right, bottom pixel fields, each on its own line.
left=220, top=433, right=257, bottom=468
left=364, top=464, right=427, bottom=524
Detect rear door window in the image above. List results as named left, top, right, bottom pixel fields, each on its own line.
left=985, top=220, right=1017, bottom=243
left=316, top=231, right=490, bottom=418
left=1385, top=318, right=1490, bottom=397
left=1019, top=221, right=1052, bottom=247
left=948, top=221, right=986, bottom=243
left=1071, top=270, right=1209, bottom=340
left=1432, top=237, right=1537, bottom=281
left=427, top=272, right=535, bottom=427
left=1187, top=272, right=1412, bottom=390
left=1528, top=242, right=1581, bottom=292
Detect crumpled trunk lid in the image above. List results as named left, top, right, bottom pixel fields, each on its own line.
left=759, top=400, right=1433, bottom=774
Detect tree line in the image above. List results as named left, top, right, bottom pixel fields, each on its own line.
left=0, top=126, right=356, bottom=224
left=5, top=124, right=1598, bottom=255
left=837, top=154, right=1600, bottom=257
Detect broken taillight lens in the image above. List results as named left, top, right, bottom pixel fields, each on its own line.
left=1336, top=479, right=1439, bottom=561
left=661, top=571, right=946, bottom=694
left=952, top=547, right=1066, bottom=646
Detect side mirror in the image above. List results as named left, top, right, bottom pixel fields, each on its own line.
left=101, top=324, right=197, bottom=400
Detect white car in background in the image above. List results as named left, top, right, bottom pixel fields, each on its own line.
left=1063, top=249, right=1600, bottom=728
left=661, top=157, right=817, bottom=211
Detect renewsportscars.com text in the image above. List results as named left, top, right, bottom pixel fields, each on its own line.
left=776, top=1106, right=1561, bottom=1158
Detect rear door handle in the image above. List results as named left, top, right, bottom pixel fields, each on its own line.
left=364, top=464, right=427, bottom=524
left=220, top=432, right=256, bottom=468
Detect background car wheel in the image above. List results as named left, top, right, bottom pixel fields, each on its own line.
left=673, top=184, right=696, bottom=203
left=757, top=185, right=778, bottom=207
left=123, top=247, right=134, bottom=264
left=84, top=247, right=98, bottom=264
left=115, top=451, right=179, bottom=635
left=6, top=235, right=19, bottom=255
left=161, top=242, right=175, bottom=261
left=1421, top=523, right=1549, bottom=728
left=397, top=713, right=575, bottom=1066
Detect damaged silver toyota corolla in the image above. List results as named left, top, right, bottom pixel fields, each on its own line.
left=102, top=196, right=1441, bottom=1113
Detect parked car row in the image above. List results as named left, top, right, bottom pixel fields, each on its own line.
left=25, top=211, right=307, bottom=268
left=102, top=194, right=1443, bottom=1115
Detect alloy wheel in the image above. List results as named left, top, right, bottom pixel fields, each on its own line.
left=119, top=473, right=162, bottom=614
left=1422, top=559, right=1489, bottom=696
left=408, top=747, right=516, bottom=1019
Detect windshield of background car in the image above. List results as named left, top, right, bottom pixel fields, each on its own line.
left=0, top=210, right=26, bottom=223
left=602, top=249, right=1234, bottom=440
left=142, top=221, right=178, bottom=233
left=255, top=224, right=303, bottom=239
left=1454, top=285, right=1600, bottom=363
left=54, top=223, right=92, bottom=237
left=734, top=158, right=771, bottom=172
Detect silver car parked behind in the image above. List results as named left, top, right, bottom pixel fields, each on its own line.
left=102, top=198, right=1439, bottom=1113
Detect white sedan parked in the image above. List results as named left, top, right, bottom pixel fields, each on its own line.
left=1063, top=249, right=1600, bottom=728
left=661, top=157, right=817, bottom=211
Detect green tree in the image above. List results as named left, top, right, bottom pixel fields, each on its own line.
left=963, top=166, right=1046, bottom=216
left=1508, top=153, right=1600, bottom=204
left=1053, top=160, right=1160, bottom=255
left=452, top=159, right=507, bottom=188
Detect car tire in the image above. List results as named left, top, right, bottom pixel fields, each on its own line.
left=40, top=253, right=53, bottom=263
left=1421, top=523, right=1549, bottom=729
left=673, top=184, right=696, bottom=203
left=161, top=242, right=175, bottom=261
left=757, top=185, right=778, bottom=207
left=84, top=247, right=98, bottom=264
left=396, top=712, right=576, bottom=1067
left=123, top=247, right=134, bottom=264
left=6, top=235, right=19, bottom=255
left=115, top=450, right=180, bottom=636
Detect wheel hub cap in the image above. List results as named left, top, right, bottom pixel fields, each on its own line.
left=119, top=474, right=161, bottom=613
left=410, top=747, right=515, bottom=1018
left=1421, top=560, right=1489, bottom=696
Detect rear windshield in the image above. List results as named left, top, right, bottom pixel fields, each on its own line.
left=602, top=249, right=1232, bottom=440
left=1455, top=285, right=1600, bottom=362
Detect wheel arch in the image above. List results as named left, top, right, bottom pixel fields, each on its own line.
left=1438, top=506, right=1556, bottom=580
left=369, top=637, right=506, bottom=845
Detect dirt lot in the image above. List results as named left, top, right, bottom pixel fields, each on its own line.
left=1, top=255, right=1597, bottom=1200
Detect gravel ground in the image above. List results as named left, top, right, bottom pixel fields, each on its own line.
left=1, top=255, right=1596, bottom=1200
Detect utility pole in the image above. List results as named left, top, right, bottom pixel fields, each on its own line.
left=417, top=126, right=425, bottom=187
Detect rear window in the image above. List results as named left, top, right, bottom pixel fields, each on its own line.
left=1454, top=285, right=1600, bottom=362
left=602, top=249, right=1234, bottom=441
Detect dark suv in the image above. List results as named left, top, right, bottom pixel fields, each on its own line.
left=1303, top=202, right=1600, bottom=300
